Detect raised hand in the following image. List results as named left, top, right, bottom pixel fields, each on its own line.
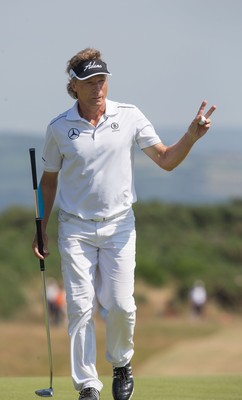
left=188, top=100, right=217, bottom=141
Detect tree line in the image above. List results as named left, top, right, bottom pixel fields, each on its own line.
left=1, top=200, right=242, bottom=317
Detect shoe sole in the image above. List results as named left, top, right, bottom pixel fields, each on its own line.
left=113, top=388, right=134, bottom=400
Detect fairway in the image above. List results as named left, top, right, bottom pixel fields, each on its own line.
left=1, top=376, right=242, bottom=400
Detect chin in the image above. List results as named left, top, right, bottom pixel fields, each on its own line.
left=93, top=99, right=104, bottom=106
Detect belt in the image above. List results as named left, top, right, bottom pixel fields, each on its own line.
left=90, top=209, right=128, bottom=222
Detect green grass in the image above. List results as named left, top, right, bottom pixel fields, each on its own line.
left=1, top=376, right=242, bottom=400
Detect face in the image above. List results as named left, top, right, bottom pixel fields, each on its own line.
left=71, top=74, right=108, bottom=109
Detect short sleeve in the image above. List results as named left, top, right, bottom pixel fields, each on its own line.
left=134, top=107, right=162, bottom=149
left=42, top=125, right=62, bottom=172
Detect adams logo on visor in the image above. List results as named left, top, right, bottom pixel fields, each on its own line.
left=70, top=59, right=112, bottom=81
left=83, top=61, right=103, bottom=71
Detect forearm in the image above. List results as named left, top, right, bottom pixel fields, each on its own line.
left=143, top=131, right=198, bottom=172
left=40, top=172, right=58, bottom=232
left=162, top=131, right=197, bottom=170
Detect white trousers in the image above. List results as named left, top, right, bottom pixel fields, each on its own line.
left=58, top=208, right=137, bottom=392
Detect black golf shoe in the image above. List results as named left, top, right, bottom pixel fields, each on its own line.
left=112, top=363, right=134, bottom=400
left=79, top=387, right=100, bottom=400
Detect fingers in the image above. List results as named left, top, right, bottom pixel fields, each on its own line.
left=196, top=101, right=216, bottom=127
left=32, top=234, right=50, bottom=260
left=204, top=104, right=217, bottom=119
left=32, top=242, right=44, bottom=260
left=197, top=116, right=212, bottom=129
left=188, top=100, right=216, bottom=141
left=196, top=100, right=217, bottom=119
left=196, top=100, right=207, bottom=117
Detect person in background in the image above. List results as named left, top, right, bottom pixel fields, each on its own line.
left=189, top=280, right=207, bottom=317
left=46, top=278, right=66, bottom=326
left=46, top=278, right=60, bottom=325
left=32, top=47, right=216, bottom=400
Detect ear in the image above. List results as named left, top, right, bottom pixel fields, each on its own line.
left=70, top=78, right=77, bottom=92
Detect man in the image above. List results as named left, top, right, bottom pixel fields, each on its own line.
left=32, top=47, right=216, bottom=400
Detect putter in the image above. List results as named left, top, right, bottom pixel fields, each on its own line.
left=29, top=148, right=54, bottom=397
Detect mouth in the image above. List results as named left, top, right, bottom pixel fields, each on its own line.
left=92, top=96, right=103, bottom=102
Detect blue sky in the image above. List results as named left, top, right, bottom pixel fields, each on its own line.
left=1, top=0, right=242, bottom=137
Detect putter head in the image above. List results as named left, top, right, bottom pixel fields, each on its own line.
left=35, top=388, right=54, bottom=397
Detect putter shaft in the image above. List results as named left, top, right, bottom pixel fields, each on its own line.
left=29, top=148, right=54, bottom=396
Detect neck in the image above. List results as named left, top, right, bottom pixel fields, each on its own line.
left=78, top=102, right=105, bottom=126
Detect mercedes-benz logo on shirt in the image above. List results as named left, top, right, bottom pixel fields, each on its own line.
left=68, top=128, right=80, bottom=140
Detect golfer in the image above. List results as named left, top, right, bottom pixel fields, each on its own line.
left=32, top=47, right=216, bottom=400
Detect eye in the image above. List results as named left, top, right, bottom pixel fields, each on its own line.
left=98, top=79, right=106, bottom=86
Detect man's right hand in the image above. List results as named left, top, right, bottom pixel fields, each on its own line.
left=32, top=232, right=50, bottom=260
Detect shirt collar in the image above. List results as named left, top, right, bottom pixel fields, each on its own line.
left=105, top=99, right=119, bottom=117
left=66, top=99, right=119, bottom=121
left=66, top=101, right=82, bottom=121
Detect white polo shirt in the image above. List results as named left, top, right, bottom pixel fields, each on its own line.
left=42, top=99, right=162, bottom=219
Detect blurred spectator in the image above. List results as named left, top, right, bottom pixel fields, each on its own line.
left=189, top=280, right=207, bottom=317
left=46, top=278, right=66, bottom=326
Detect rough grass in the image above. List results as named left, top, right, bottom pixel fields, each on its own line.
left=1, top=376, right=242, bottom=400
left=0, top=314, right=221, bottom=377
left=1, top=283, right=242, bottom=378
left=1, top=283, right=242, bottom=400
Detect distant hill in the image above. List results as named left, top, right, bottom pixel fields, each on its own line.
left=0, top=129, right=241, bottom=211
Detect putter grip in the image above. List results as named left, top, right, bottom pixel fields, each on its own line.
left=29, top=148, right=38, bottom=190
left=36, top=218, right=45, bottom=272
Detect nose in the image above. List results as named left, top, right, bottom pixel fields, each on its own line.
left=95, top=82, right=103, bottom=91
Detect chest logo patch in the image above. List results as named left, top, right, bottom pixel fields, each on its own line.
left=111, top=122, right=119, bottom=131
left=68, top=128, right=80, bottom=140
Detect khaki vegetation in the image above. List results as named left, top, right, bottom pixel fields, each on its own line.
left=0, top=281, right=241, bottom=378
